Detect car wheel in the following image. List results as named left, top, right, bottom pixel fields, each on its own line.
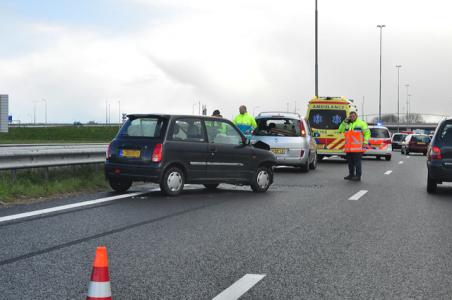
left=401, top=148, right=405, bottom=155
left=108, top=178, right=132, bottom=193
left=251, top=166, right=273, bottom=193
left=160, top=167, right=185, bottom=196
left=376, top=156, right=382, bottom=160
left=309, top=153, right=318, bottom=170
left=427, top=173, right=437, bottom=194
left=204, top=183, right=219, bottom=190
left=300, top=160, right=310, bottom=173
left=405, top=150, right=409, bottom=155
left=385, top=155, right=391, bottom=161
left=423, top=151, right=427, bottom=156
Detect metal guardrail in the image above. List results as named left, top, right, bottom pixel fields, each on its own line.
left=0, top=144, right=108, bottom=172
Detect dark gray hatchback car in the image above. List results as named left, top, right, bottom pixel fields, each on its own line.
left=427, top=117, right=452, bottom=193
left=105, top=114, right=276, bottom=196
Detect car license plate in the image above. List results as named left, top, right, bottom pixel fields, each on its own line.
left=120, top=149, right=141, bottom=158
left=271, top=148, right=286, bottom=155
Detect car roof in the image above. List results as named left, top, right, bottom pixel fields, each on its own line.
left=368, top=125, right=389, bottom=130
left=126, top=114, right=232, bottom=122
left=256, top=112, right=302, bottom=119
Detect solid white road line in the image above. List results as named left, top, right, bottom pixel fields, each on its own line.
left=348, top=190, right=368, bottom=201
left=384, top=170, right=393, bottom=175
left=213, top=274, right=266, bottom=300
left=0, top=190, right=158, bottom=224
left=398, top=161, right=404, bottom=164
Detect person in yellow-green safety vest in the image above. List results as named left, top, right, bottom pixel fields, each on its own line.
left=338, top=107, right=370, bottom=181
left=232, top=105, right=257, bottom=136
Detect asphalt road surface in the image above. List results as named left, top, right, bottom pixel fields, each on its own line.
left=1, top=152, right=452, bottom=299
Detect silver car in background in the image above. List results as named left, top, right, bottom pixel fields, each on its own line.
left=251, top=112, right=317, bottom=172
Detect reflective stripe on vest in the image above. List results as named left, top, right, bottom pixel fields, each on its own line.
left=344, top=130, right=364, bottom=153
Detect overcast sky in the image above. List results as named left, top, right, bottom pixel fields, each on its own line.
left=1, top=0, right=451, bottom=123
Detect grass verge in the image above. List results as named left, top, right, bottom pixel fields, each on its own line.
left=0, top=165, right=108, bottom=204
left=0, top=126, right=119, bottom=144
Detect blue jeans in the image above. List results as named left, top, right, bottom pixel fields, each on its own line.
left=346, top=152, right=362, bottom=177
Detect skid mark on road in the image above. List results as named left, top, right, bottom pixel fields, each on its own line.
left=348, top=190, right=368, bottom=201
left=213, top=274, right=266, bottom=300
left=0, top=199, right=228, bottom=267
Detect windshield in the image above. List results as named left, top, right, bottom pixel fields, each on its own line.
left=370, top=128, right=390, bottom=138
left=254, top=118, right=301, bottom=136
left=308, top=109, right=346, bottom=130
left=119, top=117, right=166, bottom=138
left=412, top=135, right=430, bottom=143
left=392, top=134, right=407, bottom=141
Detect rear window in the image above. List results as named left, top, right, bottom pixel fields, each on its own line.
left=392, top=134, right=407, bottom=141
left=254, top=118, right=301, bottom=137
left=412, top=135, right=430, bottom=143
left=119, top=117, right=166, bottom=138
left=308, top=110, right=346, bottom=130
left=438, top=123, right=452, bottom=144
left=370, top=128, right=390, bottom=139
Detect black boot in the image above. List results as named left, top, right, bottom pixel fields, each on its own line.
left=344, top=175, right=353, bottom=180
left=351, top=176, right=361, bottom=181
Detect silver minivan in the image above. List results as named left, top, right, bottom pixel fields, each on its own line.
left=251, top=112, right=317, bottom=172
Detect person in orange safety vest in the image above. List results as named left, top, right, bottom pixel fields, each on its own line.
left=338, top=107, right=370, bottom=181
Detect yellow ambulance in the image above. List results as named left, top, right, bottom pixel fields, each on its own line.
left=306, top=96, right=356, bottom=159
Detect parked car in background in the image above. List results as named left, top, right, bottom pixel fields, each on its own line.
left=401, top=134, right=431, bottom=155
left=105, top=114, right=276, bottom=195
left=251, top=112, right=317, bottom=172
left=364, top=126, right=392, bottom=160
left=391, top=133, right=408, bottom=150
left=427, top=117, right=452, bottom=193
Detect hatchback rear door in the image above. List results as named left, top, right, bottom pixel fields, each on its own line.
left=253, top=117, right=305, bottom=158
left=110, top=116, right=168, bottom=165
left=436, top=122, right=452, bottom=162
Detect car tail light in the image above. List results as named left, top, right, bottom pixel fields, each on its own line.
left=151, top=143, right=163, bottom=162
left=299, top=121, right=306, bottom=137
left=106, top=143, right=112, bottom=159
left=431, top=146, right=442, bottom=160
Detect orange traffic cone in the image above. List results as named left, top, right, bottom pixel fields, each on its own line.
left=87, top=246, right=112, bottom=300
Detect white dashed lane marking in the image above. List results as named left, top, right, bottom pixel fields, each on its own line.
left=213, top=274, right=266, bottom=300
left=384, top=170, right=393, bottom=175
left=348, top=190, right=368, bottom=201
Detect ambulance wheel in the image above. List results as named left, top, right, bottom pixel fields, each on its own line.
left=385, top=155, right=391, bottom=161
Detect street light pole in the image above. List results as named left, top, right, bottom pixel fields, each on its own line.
left=315, top=0, right=319, bottom=98
left=408, top=94, right=412, bottom=123
left=42, top=99, right=47, bottom=124
left=395, top=65, right=402, bottom=132
left=362, top=96, right=365, bottom=122
left=405, top=84, right=410, bottom=122
left=377, top=24, right=386, bottom=123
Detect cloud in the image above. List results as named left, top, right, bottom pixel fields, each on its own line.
left=1, top=0, right=452, bottom=123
